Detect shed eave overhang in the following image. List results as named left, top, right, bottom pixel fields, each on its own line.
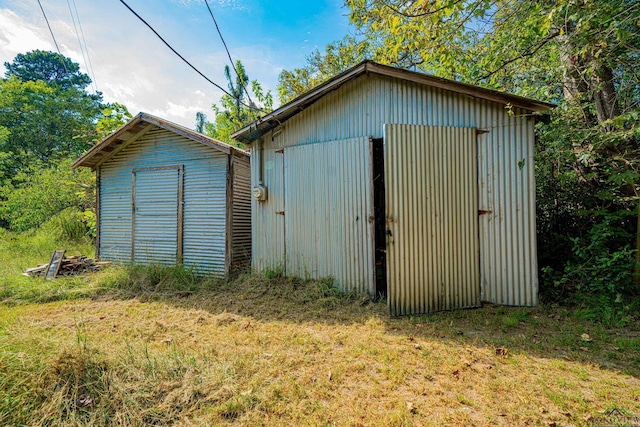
left=231, top=60, right=555, bottom=144
left=73, top=112, right=249, bottom=170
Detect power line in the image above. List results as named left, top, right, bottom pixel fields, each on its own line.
left=66, top=0, right=97, bottom=92
left=71, top=0, right=99, bottom=92
left=203, top=0, right=255, bottom=108
left=38, top=0, right=67, bottom=64
left=36, top=0, right=69, bottom=75
left=117, top=0, right=262, bottom=112
left=37, top=0, right=61, bottom=53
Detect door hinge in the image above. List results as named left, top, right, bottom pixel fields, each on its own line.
left=479, top=210, right=492, bottom=215
left=275, top=149, right=284, bottom=153
left=276, top=211, right=285, bottom=216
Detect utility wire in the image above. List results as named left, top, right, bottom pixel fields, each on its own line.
left=203, top=0, right=255, bottom=108
left=71, top=0, right=99, bottom=92
left=118, top=0, right=262, bottom=112
left=66, top=0, right=96, bottom=92
left=36, top=0, right=69, bottom=74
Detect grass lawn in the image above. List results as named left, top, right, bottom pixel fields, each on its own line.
left=0, top=231, right=639, bottom=426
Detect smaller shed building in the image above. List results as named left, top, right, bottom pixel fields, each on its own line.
left=74, top=112, right=251, bottom=276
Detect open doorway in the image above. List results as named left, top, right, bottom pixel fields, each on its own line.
left=372, top=138, right=387, bottom=299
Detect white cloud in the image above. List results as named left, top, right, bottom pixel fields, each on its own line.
left=0, top=9, right=53, bottom=60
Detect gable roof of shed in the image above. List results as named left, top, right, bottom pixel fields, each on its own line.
left=231, top=60, right=555, bottom=143
left=73, top=112, right=249, bottom=170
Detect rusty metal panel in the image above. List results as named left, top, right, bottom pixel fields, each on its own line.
left=283, top=137, right=374, bottom=294
left=231, top=155, right=252, bottom=270
left=385, top=125, right=479, bottom=315
left=98, top=127, right=228, bottom=274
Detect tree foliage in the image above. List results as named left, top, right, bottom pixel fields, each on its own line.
left=0, top=51, right=104, bottom=179
left=278, top=36, right=372, bottom=103
left=0, top=160, right=94, bottom=232
left=4, top=50, right=92, bottom=91
left=96, top=103, right=132, bottom=140
left=201, top=60, right=273, bottom=145
left=0, top=51, right=129, bottom=233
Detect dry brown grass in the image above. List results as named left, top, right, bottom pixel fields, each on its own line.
left=1, top=272, right=639, bottom=426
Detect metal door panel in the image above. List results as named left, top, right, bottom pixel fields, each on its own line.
left=283, top=137, right=375, bottom=294
left=132, top=167, right=182, bottom=265
left=385, top=125, right=479, bottom=315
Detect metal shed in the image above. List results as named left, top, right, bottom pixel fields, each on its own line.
left=232, top=61, right=554, bottom=316
left=74, top=112, right=251, bottom=276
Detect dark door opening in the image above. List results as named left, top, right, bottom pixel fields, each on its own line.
left=372, top=138, right=387, bottom=299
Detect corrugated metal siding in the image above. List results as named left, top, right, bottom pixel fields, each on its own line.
left=231, top=155, right=251, bottom=270
left=477, top=101, right=538, bottom=305
left=99, top=127, right=228, bottom=274
left=284, top=137, right=374, bottom=293
left=385, top=125, right=479, bottom=315
left=181, top=153, right=227, bottom=275
left=251, top=146, right=285, bottom=272
left=252, top=73, right=538, bottom=307
left=133, top=168, right=180, bottom=265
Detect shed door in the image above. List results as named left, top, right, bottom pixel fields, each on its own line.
left=384, top=125, right=479, bottom=315
left=283, top=137, right=375, bottom=294
left=132, top=167, right=183, bottom=265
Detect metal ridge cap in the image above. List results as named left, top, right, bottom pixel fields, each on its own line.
left=367, top=62, right=555, bottom=111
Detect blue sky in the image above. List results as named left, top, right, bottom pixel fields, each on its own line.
left=0, top=0, right=352, bottom=127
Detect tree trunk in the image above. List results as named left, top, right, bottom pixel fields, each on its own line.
left=591, top=63, right=621, bottom=125
left=557, top=27, right=597, bottom=127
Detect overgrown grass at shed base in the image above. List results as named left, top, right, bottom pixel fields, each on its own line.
left=1, top=261, right=639, bottom=426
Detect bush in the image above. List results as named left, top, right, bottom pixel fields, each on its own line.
left=541, top=210, right=640, bottom=325
left=0, top=159, right=94, bottom=232
left=40, top=207, right=91, bottom=241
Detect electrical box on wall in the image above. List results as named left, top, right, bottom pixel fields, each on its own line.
left=252, top=185, right=267, bottom=201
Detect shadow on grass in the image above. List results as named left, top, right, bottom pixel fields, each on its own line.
left=4, top=264, right=640, bottom=378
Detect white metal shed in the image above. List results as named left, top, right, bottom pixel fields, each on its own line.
left=233, top=61, right=553, bottom=316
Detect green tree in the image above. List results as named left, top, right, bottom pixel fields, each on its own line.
left=96, top=102, right=132, bottom=139
left=4, top=50, right=91, bottom=91
left=195, top=111, right=207, bottom=134
left=346, top=0, right=638, bottom=118
left=0, top=51, right=104, bottom=178
left=278, top=36, right=372, bottom=103
left=202, top=60, right=273, bottom=145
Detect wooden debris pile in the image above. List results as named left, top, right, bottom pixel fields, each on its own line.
left=25, top=255, right=111, bottom=278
